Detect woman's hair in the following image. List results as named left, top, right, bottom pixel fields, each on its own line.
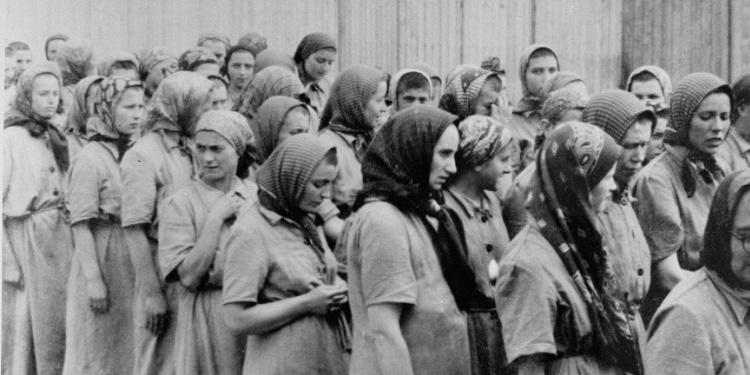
left=731, top=74, right=750, bottom=123
left=220, top=45, right=255, bottom=77
left=482, top=75, right=503, bottom=92
left=528, top=47, right=556, bottom=62
left=111, top=60, right=137, bottom=72
left=396, top=72, right=430, bottom=97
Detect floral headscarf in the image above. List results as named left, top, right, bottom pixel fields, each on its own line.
left=144, top=71, right=214, bottom=136
left=438, top=65, right=500, bottom=120
left=232, top=66, right=305, bottom=120
left=455, top=115, right=513, bottom=171
left=55, top=38, right=94, bottom=86
left=64, top=75, right=104, bottom=137
left=253, top=96, right=310, bottom=164
left=86, top=77, right=144, bottom=140
left=178, top=47, right=218, bottom=72
left=98, top=51, right=139, bottom=77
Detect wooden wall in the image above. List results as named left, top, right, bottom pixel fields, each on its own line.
left=5, top=0, right=748, bottom=103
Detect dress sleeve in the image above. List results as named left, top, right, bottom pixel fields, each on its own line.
left=357, top=209, right=417, bottom=306
left=120, top=146, right=158, bottom=227
left=633, top=172, right=683, bottom=262
left=222, top=209, right=270, bottom=306
left=66, top=150, right=101, bottom=225
left=158, top=191, right=197, bottom=283
left=645, top=303, right=712, bottom=374
left=495, top=258, right=558, bottom=364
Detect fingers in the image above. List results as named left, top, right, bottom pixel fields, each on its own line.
left=90, top=298, right=110, bottom=314
left=146, top=312, right=169, bottom=336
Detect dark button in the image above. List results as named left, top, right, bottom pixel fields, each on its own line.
left=637, top=268, right=644, bottom=276
left=486, top=244, right=493, bottom=253
left=49, top=166, right=55, bottom=172
left=53, top=190, right=60, bottom=196
left=481, top=215, right=488, bottom=223
left=634, top=298, right=642, bottom=305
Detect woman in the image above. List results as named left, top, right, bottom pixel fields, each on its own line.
left=197, top=33, right=231, bottom=68
left=179, top=46, right=221, bottom=77
left=252, top=96, right=313, bottom=165
left=233, top=65, right=305, bottom=121
left=444, top=115, right=514, bottom=375
left=293, top=32, right=337, bottom=115
left=3, top=61, right=73, bottom=374
left=495, top=122, right=645, bottom=374
left=409, top=61, right=442, bottom=106
left=645, top=169, right=750, bottom=374
left=540, top=71, right=588, bottom=102
left=63, top=77, right=144, bottom=375
left=120, top=71, right=214, bottom=375
left=45, top=33, right=69, bottom=61
left=634, top=73, right=733, bottom=317
left=626, top=65, right=673, bottom=107
left=99, top=51, right=140, bottom=80
left=223, top=45, right=256, bottom=107
left=222, top=134, right=349, bottom=375
left=341, top=105, right=472, bottom=375
left=64, top=75, right=104, bottom=160
left=54, top=38, right=94, bottom=121
left=159, top=110, right=256, bottom=375
left=254, top=49, right=296, bottom=75
left=318, top=64, right=388, bottom=214
left=138, top=47, right=178, bottom=101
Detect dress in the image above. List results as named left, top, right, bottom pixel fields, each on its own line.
left=158, top=178, right=256, bottom=375
left=343, top=201, right=471, bottom=375
left=121, top=130, right=197, bottom=375
left=63, top=141, right=136, bottom=374
left=2, top=126, right=74, bottom=375
left=222, top=201, right=349, bottom=375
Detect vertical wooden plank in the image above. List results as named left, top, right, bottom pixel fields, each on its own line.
left=730, top=0, right=750, bottom=83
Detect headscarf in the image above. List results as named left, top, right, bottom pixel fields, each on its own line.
left=55, top=38, right=94, bottom=86
left=409, top=62, right=441, bottom=81
left=138, top=47, right=178, bottom=81
left=541, top=70, right=584, bottom=101
left=293, top=33, right=337, bottom=65
left=197, top=33, right=231, bottom=51
left=87, top=77, right=143, bottom=140
left=144, top=71, right=214, bottom=136
left=438, top=65, right=500, bottom=120
left=387, top=68, right=432, bottom=104
left=525, top=122, right=642, bottom=372
left=44, top=33, right=69, bottom=60
left=253, top=96, right=310, bottom=164
left=516, top=44, right=559, bottom=113
left=221, top=45, right=256, bottom=77
left=671, top=72, right=733, bottom=197
left=195, top=110, right=256, bottom=178
left=626, top=65, right=673, bottom=100
left=237, top=32, right=268, bottom=56
left=356, top=104, right=490, bottom=311
left=4, top=61, right=69, bottom=171
left=232, top=66, right=305, bottom=120
left=254, top=49, right=296, bottom=75
left=480, top=56, right=505, bottom=75
left=731, top=74, right=750, bottom=123
left=535, top=87, right=589, bottom=150
left=455, top=115, right=513, bottom=171
left=178, top=47, right=218, bottom=72
left=581, top=89, right=655, bottom=143
left=64, top=75, right=104, bottom=137
left=444, top=64, right=474, bottom=86
left=98, top=51, right=139, bottom=77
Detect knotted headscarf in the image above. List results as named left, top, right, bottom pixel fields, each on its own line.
left=237, top=32, right=268, bottom=56
left=98, top=51, right=139, bottom=77
left=86, top=77, right=144, bottom=140
left=253, top=96, right=311, bottom=164
left=480, top=56, right=505, bottom=75
left=197, top=33, right=231, bottom=51
left=44, top=33, right=69, bottom=60
left=670, top=72, right=733, bottom=197
left=4, top=61, right=69, bottom=171
left=195, top=110, right=256, bottom=178
left=515, top=44, right=559, bottom=114
left=253, top=49, right=296, bottom=74
left=64, top=75, right=104, bottom=137
left=178, top=46, right=218, bottom=72
left=233, top=66, right=305, bottom=120
left=144, top=71, right=214, bottom=136
left=438, top=65, right=500, bottom=120
left=455, top=115, right=513, bottom=171
left=138, top=47, right=178, bottom=81
left=626, top=65, right=673, bottom=101
left=581, top=89, right=655, bottom=143
left=55, top=38, right=94, bottom=86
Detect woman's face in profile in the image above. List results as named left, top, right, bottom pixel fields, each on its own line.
left=731, top=191, right=750, bottom=289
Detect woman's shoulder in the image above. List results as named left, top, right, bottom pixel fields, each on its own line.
left=351, top=201, right=410, bottom=228
left=502, top=225, right=562, bottom=273
left=657, top=269, right=719, bottom=317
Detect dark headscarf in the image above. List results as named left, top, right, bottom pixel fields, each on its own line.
left=438, top=65, right=500, bottom=120
left=515, top=44, right=559, bottom=114
left=178, top=47, right=218, bottom=72
left=45, top=33, right=69, bottom=60
left=671, top=72, right=733, bottom=197
left=64, top=75, right=104, bottom=137
left=4, top=62, right=69, bottom=171
left=253, top=96, right=310, bottom=164
left=581, top=89, right=655, bottom=143
left=525, top=122, right=644, bottom=372
left=144, top=71, right=214, bottom=136
left=356, top=105, right=490, bottom=311
left=254, top=49, right=296, bottom=75
left=293, top=33, right=337, bottom=65
left=232, top=66, right=305, bottom=120
left=54, top=38, right=94, bottom=86
left=702, top=170, right=750, bottom=289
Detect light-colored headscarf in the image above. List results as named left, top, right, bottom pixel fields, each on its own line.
left=64, top=75, right=104, bottom=136
left=438, top=65, right=500, bottom=120
left=253, top=96, right=310, bottom=164
left=516, top=43, right=559, bottom=113
left=626, top=65, right=673, bottom=100
left=86, top=76, right=144, bottom=140
left=233, top=66, right=305, bottom=120
left=145, top=71, right=214, bottom=136
left=541, top=71, right=584, bottom=101
left=45, top=33, right=69, bottom=60
left=456, top=115, right=513, bottom=170
left=98, top=51, right=139, bottom=77
left=254, top=49, right=296, bottom=75
left=237, top=32, right=268, bottom=56
left=197, top=33, right=231, bottom=51
left=178, top=47, right=218, bottom=72
left=55, top=38, right=94, bottom=86
left=195, top=110, right=254, bottom=156
left=138, top=47, right=178, bottom=80
left=409, top=62, right=441, bottom=81
left=387, top=68, right=432, bottom=104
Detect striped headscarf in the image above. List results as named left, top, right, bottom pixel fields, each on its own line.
left=581, top=89, right=655, bottom=143
left=233, top=66, right=305, bottom=120
left=439, top=65, right=500, bottom=120
left=456, top=115, right=513, bottom=170
left=145, top=71, right=214, bottom=136
left=253, top=96, right=310, bottom=164
left=64, top=75, right=105, bottom=137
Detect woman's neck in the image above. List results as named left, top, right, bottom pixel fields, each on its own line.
left=298, top=65, right=315, bottom=87
left=203, top=175, right=234, bottom=193
left=451, top=173, right=485, bottom=202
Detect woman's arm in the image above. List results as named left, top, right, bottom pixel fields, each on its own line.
left=72, top=222, right=109, bottom=313
left=515, top=355, right=548, bottom=375
left=367, top=303, right=413, bottom=375
left=2, top=221, right=22, bottom=288
left=124, top=224, right=168, bottom=335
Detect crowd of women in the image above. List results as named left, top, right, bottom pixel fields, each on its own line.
left=3, top=30, right=750, bottom=375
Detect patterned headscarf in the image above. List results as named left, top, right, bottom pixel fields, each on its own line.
left=253, top=96, right=310, bottom=164
left=525, top=122, right=640, bottom=371
left=387, top=68, right=432, bottom=105
left=233, top=66, right=305, bottom=120
left=581, top=89, right=655, bottom=143
left=516, top=44, right=559, bottom=113
left=197, top=33, right=231, bottom=51
left=195, top=110, right=254, bottom=155
left=541, top=70, right=584, bottom=101
left=626, top=65, right=673, bottom=100
left=4, top=61, right=69, bottom=171
left=138, top=47, right=178, bottom=81
left=98, top=51, right=139, bottom=77
left=456, top=115, right=513, bottom=170
left=541, top=87, right=588, bottom=123
left=438, top=65, right=500, bottom=120
left=254, top=49, right=296, bottom=75
left=55, top=38, right=94, bottom=86
left=86, top=77, right=144, bottom=140
left=319, top=64, right=386, bottom=132
left=64, top=75, right=104, bottom=137
left=409, top=62, right=441, bottom=81
left=480, top=56, right=505, bottom=75
left=293, top=32, right=337, bottom=65
left=178, top=47, right=218, bottom=72
left=144, top=71, right=214, bottom=136
left=237, top=32, right=268, bottom=56
left=44, top=33, right=69, bottom=60
left=444, top=64, right=473, bottom=86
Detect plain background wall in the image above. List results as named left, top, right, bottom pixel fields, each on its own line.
left=5, top=0, right=750, bottom=103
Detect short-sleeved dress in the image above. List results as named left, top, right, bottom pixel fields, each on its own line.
left=63, top=141, right=136, bottom=375
left=318, top=128, right=362, bottom=211
left=159, top=178, right=257, bottom=375
left=2, top=126, right=74, bottom=375
left=121, top=129, right=196, bottom=375
left=222, top=201, right=349, bottom=375
left=495, top=223, right=627, bottom=375
left=343, top=201, right=471, bottom=375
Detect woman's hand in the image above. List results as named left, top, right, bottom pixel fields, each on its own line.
left=305, top=283, right=348, bottom=315
left=144, top=290, right=169, bottom=336
left=86, top=276, right=109, bottom=313
left=209, top=193, right=243, bottom=221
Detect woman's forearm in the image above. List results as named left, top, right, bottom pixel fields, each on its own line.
left=176, top=217, right=225, bottom=289
left=223, top=294, right=312, bottom=336
left=124, top=225, right=163, bottom=294
left=72, top=222, right=104, bottom=284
